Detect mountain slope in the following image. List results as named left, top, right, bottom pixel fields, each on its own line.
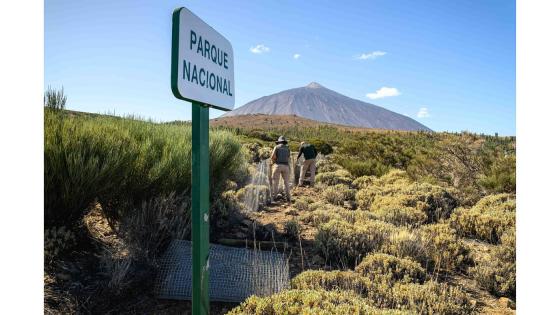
left=222, top=82, right=431, bottom=131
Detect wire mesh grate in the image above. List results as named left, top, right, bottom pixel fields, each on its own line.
left=154, top=239, right=290, bottom=302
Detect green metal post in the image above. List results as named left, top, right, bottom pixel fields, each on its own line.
left=191, top=102, right=210, bottom=315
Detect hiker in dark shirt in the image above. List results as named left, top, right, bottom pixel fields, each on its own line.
left=297, top=141, right=318, bottom=187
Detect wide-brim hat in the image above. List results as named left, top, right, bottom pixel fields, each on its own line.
left=276, top=136, right=287, bottom=144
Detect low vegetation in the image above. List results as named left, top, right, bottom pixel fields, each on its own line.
left=450, top=193, right=516, bottom=243
left=227, top=289, right=407, bottom=315
left=315, top=169, right=354, bottom=186
left=355, top=253, right=426, bottom=285
left=470, top=228, right=516, bottom=299
left=45, top=91, right=516, bottom=313
left=44, top=109, right=248, bottom=230
left=322, top=184, right=356, bottom=206
left=290, top=269, right=474, bottom=314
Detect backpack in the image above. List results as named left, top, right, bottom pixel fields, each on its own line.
left=274, top=144, right=290, bottom=164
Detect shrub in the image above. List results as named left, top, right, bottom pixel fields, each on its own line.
left=309, top=138, right=334, bottom=156
left=246, top=129, right=277, bottom=142
left=353, top=175, right=378, bottom=189
left=389, top=281, right=475, bottom=315
left=355, top=170, right=458, bottom=223
left=44, top=110, right=248, bottom=228
left=117, top=193, right=190, bottom=264
left=284, top=219, right=301, bottom=241
left=450, top=193, right=515, bottom=243
left=316, top=158, right=343, bottom=173
left=303, top=208, right=343, bottom=226
left=418, top=223, right=470, bottom=273
left=355, top=253, right=426, bottom=285
left=258, top=146, right=272, bottom=160
left=303, top=207, right=378, bottom=227
left=381, top=229, right=425, bottom=264
left=323, top=184, right=356, bottom=206
left=478, top=154, right=516, bottom=194
left=291, top=270, right=371, bottom=296
left=368, top=196, right=428, bottom=227
left=227, top=289, right=406, bottom=315
left=293, top=199, right=310, bottom=211
left=355, top=170, right=411, bottom=210
left=315, top=169, right=354, bottom=186
left=288, top=272, right=473, bottom=315
left=470, top=228, right=515, bottom=299
left=212, top=190, right=243, bottom=221
left=314, top=219, right=396, bottom=268
left=338, top=158, right=391, bottom=178
left=318, top=162, right=344, bottom=173
left=44, top=226, right=77, bottom=262
left=44, top=86, right=67, bottom=110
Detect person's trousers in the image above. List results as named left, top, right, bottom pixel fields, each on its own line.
left=272, top=163, right=291, bottom=201
left=299, top=158, right=316, bottom=186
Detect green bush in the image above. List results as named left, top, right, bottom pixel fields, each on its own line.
left=323, top=184, right=356, bottom=206
left=44, top=110, right=248, bottom=227
left=291, top=270, right=371, bottom=296
left=284, top=219, right=301, bottom=241
left=246, top=129, right=278, bottom=142
left=315, top=169, right=354, bottom=186
left=44, top=86, right=67, bottom=110
left=355, top=253, right=426, bottom=285
left=338, top=159, right=391, bottom=178
left=478, top=154, right=516, bottom=194
left=227, top=289, right=406, bottom=315
left=450, top=193, right=515, bottom=243
left=314, top=219, right=396, bottom=268
left=309, top=138, right=334, bottom=156
left=470, top=228, right=515, bottom=299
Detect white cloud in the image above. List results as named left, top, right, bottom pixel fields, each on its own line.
left=293, top=53, right=301, bottom=59
left=249, top=44, right=270, bottom=54
left=366, top=87, right=401, bottom=100
left=417, top=107, right=430, bottom=118
left=356, top=51, right=387, bottom=60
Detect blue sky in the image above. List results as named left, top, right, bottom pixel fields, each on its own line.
left=45, top=0, right=515, bottom=135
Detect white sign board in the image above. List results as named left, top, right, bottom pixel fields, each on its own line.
left=171, top=7, right=235, bottom=111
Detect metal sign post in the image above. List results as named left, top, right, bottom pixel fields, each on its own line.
left=171, top=7, right=235, bottom=315
left=191, top=102, right=210, bottom=314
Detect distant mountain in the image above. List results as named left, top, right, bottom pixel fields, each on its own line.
left=222, top=82, right=431, bottom=131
